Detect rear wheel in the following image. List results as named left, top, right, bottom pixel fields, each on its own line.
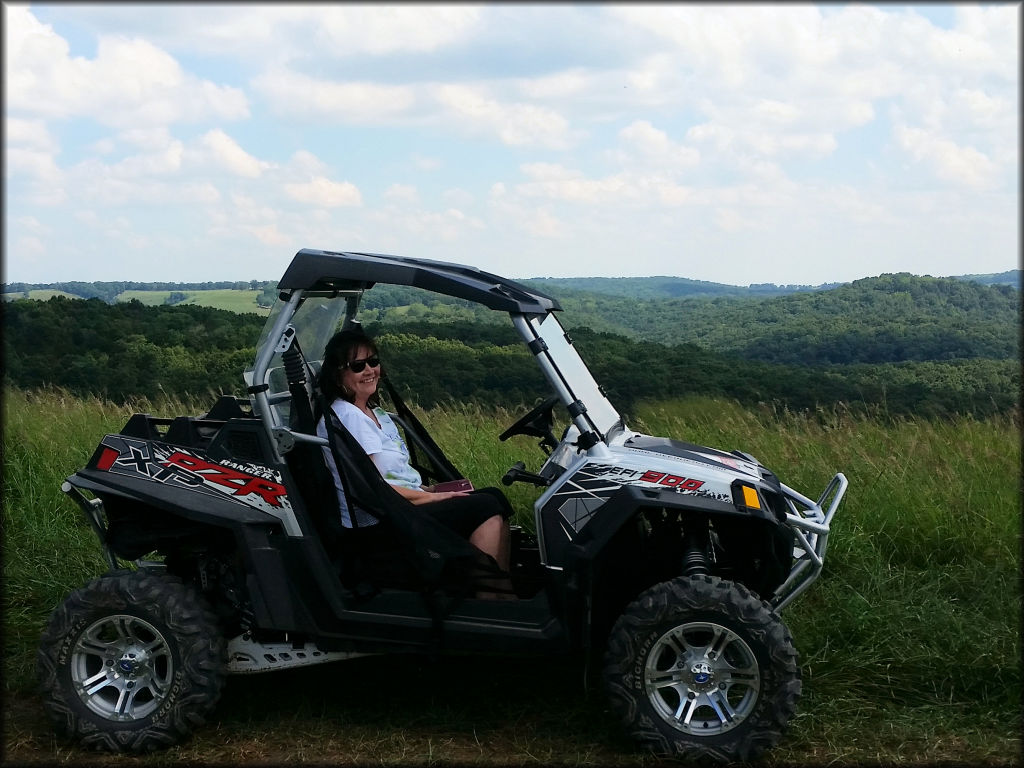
left=603, top=574, right=800, bottom=763
left=37, top=569, right=226, bottom=752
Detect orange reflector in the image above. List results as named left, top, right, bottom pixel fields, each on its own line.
left=741, top=485, right=761, bottom=509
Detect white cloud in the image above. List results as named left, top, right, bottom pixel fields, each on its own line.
left=98, top=141, right=185, bottom=177
left=433, top=84, right=574, bottom=149
left=606, top=3, right=1014, bottom=178
left=517, top=68, right=595, bottom=101
left=619, top=120, right=700, bottom=169
left=253, top=69, right=417, bottom=121
left=90, top=138, right=117, bottom=155
left=311, top=5, right=483, bottom=55
left=5, top=145, right=60, bottom=180
left=284, top=177, right=363, bottom=207
left=516, top=164, right=635, bottom=204
left=288, top=150, right=330, bottom=177
left=5, top=117, right=58, bottom=152
left=2, top=4, right=1017, bottom=285
left=687, top=121, right=837, bottom=160
left=362, top=204, right=486, bottom=244
left=14, top=235, right=46, bottom=257
left=197, top=130, right=272, bottom=178
left=523, top=208, right=563, bottom=238
left=256, top=73, right=579, bottom=149
left=487, top=192, right=564, bottom=240
left=894, top=124, right=998, bottom=190
left=4, top=6, right=248, bottom=127
left=384, top=184, right=419, bottom=204
left=714, top=207, right=752, bottom=232
left=98, top=4, right=483, bottom=60
left=116, top=127, right=175, bottom=151
left=212, top=194, right=290, bottom=246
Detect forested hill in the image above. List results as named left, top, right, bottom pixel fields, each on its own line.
left=520, top=276, right=844, bottom=299
left=3, top=269, right=1017, bottom=304
left=545, top=273, right=1020, bottom=365
left=521, top=269, right=1019, bottom=299
left=4, top=273, right=1016, bottom=368
left=3, top=294, right=1018, bottom=419
left=692, top=273, right=1020, bottom=364
left=946, top=269, right=1021, bottom=287
left=0, top=280, right=273, bottom=304
left=366, top=273, right=1019, bottom=366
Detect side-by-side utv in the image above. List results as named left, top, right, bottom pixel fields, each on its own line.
left=39, top=249, right=847, bottom=761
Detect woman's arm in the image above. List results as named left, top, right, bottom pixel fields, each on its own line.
left=369, top=454, right=469, bottom=505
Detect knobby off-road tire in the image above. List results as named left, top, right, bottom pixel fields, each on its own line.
left=603, top=574, right=800, bottom=763
left=37, top=569, right=227, bottom=752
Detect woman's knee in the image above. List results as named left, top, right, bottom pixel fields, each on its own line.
left=474, top=487, right=514, bottom=519
left=470, top=514, right=502, bottom=542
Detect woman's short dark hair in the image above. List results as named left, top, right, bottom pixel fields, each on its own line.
left=319, top=329, right=380, bottom=404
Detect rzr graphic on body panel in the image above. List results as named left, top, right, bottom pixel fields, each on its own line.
left=93, top=435, right=291, bottom=515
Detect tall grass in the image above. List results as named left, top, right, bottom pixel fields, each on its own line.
left=3, top=387, right=1019, bottom=763
left=629, top=397, right=1020, bottom=762
left=2, top=387, right=213, bottom=689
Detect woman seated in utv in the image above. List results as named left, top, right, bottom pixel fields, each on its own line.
left=316, top=329, right=515, bottom=599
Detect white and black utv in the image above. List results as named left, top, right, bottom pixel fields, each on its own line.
left=38, top=249, right=847, bottom=762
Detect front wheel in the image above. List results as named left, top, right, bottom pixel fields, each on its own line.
left=603, top=574, right=800, bottom=763
left=37, top=569, right=226, bottom=752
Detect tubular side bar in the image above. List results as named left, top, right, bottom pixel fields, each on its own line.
left=770, top=472, right=848, bottom=611
left=61, top=478, right=119, bottom=571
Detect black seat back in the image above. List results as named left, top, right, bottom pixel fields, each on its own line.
left=317, top=396, right=497, bottom=588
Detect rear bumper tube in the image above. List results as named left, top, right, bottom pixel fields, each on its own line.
left=61, top=476, right=119, bottom=571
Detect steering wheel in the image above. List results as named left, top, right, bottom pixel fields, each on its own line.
left=499, top=395, right=560, bottom=450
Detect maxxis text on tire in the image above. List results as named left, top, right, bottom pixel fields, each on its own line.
left=603, top=574, right=801, bottom=763
left=37, top=569, right=226, bottom=753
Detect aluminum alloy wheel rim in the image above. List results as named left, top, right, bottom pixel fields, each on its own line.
left=644, top=620, right=760, bottom=735
left=70, top=614, right=174, bottom=721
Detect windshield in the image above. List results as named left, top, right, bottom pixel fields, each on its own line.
left=519, top=313, right=623, bottom=442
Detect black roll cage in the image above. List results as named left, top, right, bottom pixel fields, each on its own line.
left=278, top=249, right=562, bottom=314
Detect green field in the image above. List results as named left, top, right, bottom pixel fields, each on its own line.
left=116, top=289, right=270, bottom=314
left=2, top=386, right=1019, bottom=765
left=2, top=290, right=79, bottom=301
left=3, top=288, right=271, bottom=314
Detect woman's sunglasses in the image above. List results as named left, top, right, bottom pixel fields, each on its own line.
left=344, top=356, right=380, bottom=373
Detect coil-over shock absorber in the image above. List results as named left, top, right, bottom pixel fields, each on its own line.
left=282, top=337, right=314, bottom=434
left=681, top=516, right=711, bottom=577
left=283, top=345, right=305, bottom=386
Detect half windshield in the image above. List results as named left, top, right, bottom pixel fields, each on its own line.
left=525, top=313, right=623, bottom=441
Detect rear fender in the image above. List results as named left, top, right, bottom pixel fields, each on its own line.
left=77, top=433, right=298, bottom=533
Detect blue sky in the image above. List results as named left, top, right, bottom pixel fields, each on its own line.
left=4, top=3, right=1019, bottom=286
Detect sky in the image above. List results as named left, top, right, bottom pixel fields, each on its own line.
left=3, top=3, right=1020, bottom=287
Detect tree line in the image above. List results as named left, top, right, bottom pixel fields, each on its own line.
left=2, top=298, right=261, bottom=402
left=368, top=273, right=1020, bottom=366
left=2, top=280, right=275, bottom=304
left=2, top=296, right=1017, bottom=420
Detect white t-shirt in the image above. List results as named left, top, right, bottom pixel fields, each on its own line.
left=316, top=398, right=423, bottom=528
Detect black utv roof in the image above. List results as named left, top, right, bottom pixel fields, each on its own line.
left=278, top=249, right=561, bottom=314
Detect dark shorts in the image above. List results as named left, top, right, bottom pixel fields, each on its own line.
left=344, top=487, right=513, bottom=544
left=422, top=487, right=512, bottom=539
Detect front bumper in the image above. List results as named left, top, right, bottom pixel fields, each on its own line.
left=770, top=473, right=848, bottom=611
